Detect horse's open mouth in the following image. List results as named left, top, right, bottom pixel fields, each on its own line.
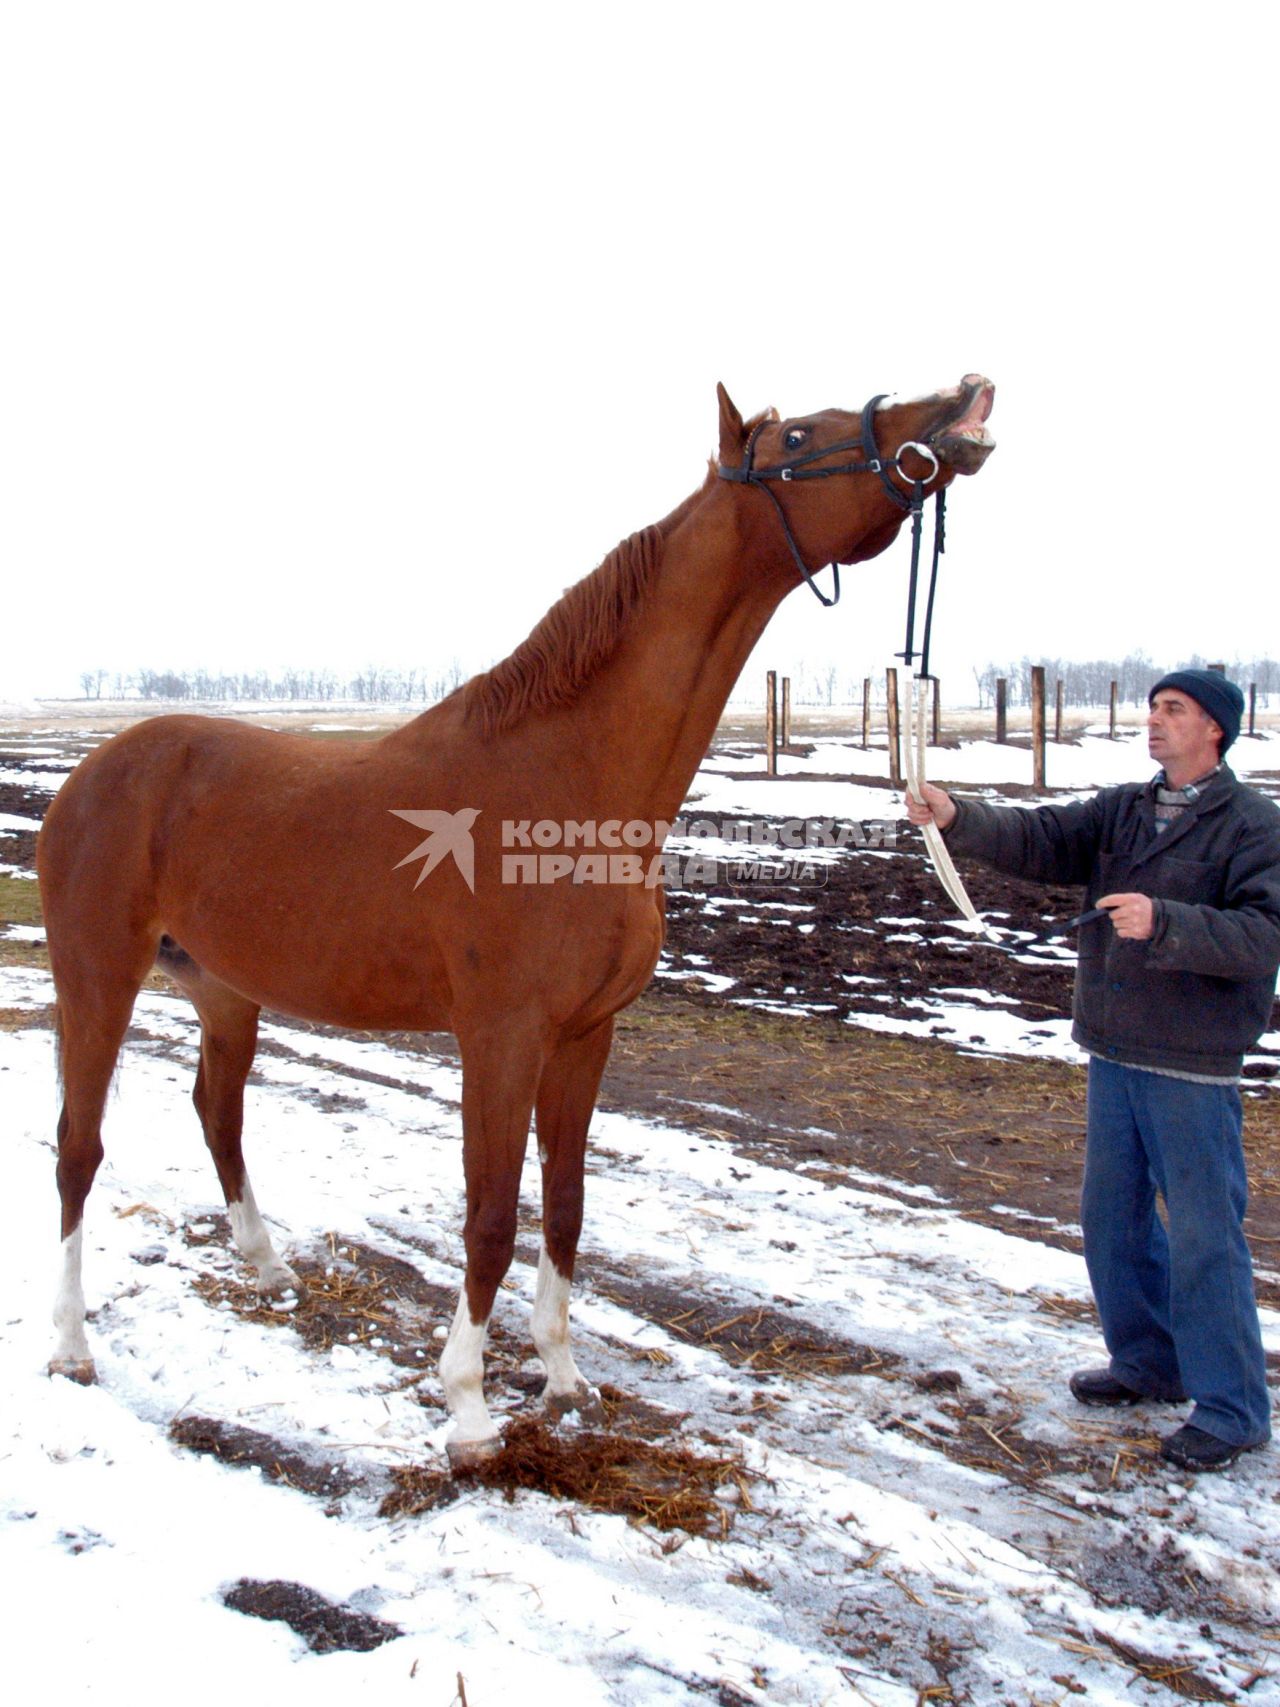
left=932, top=375, right=996, bottom=474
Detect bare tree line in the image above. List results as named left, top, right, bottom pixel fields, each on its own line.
left=972, top=653, right=1280, bottom=710
left=75, top=652, right=1280, bottom=709
left=771, top=655, right=1280, bottom=711
left=76, top=663, right=468, bottom=704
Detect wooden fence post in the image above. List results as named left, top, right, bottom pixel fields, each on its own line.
left=765, top=670, right=777, bottom=777
left=1031, top=666, right=1046, bottom=790
left=931, top=678, right=940, bottom=746
left=886, top=667, right=902, bottom=789
left=1109, top=681, right=1118, bottom=740
left=1054, top=678, right=1063, bottom=743
left=995, top=677, right=1007, bottom=744
left=781, top=676, right=791, bottom=749
left=861, top=678, right=871, bottom=749
left=1249, top=682, right=1257, bottom=737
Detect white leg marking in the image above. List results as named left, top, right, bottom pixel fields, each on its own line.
left=50, top=1226, right=95, bottom=1379
left=532, top=1243, right=603, bottom=1423
left=439, top=1291, right=498, bottom=1453
left=531, top=1243, right=582, bottom=1397
left=227, top=1178, right=300, bottom=1294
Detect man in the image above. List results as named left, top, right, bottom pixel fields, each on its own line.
left=907, top=670, right=1280, bottom=1471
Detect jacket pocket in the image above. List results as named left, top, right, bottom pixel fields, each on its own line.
left=1152, top=856, right=1222, bottom=905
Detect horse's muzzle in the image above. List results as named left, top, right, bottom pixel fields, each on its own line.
left=932, top=375, right=996, bottom=474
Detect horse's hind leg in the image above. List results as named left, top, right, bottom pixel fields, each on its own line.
left=49, top=963, right=152, bottom=1382
left=164, top=947, right=300, bottom=1295
left=531, top=1017, right=613, bottom=1425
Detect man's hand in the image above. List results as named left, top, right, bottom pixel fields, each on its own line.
left=1096, top=892, right=1156, bottom=940
left=904, top=781, right=958, bottom=832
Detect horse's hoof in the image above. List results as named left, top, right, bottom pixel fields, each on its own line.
left=544, top=1382, right=606, bottom=1427
left=48, top=1356, right=97, bottom=1386
left=257, top=1266, right=305, bottom=1300
left=446, top=1434, right=504, bottom=1474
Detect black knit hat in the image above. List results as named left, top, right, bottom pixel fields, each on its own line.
left=1148, top=669, right=1244, bottom=754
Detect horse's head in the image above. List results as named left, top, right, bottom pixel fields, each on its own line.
left=716, top=375, right=995, bottom=575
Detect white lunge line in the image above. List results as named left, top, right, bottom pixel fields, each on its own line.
left=901, top=667, right=994, bottom=936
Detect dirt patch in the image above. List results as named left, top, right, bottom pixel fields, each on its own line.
left=188, top=1234, right=454, bottom=1371
left=660, top=814, right=1279, bottom=1078
left=220, top=1578, right=401, bottom=1654
left=883, top=1398, right=1107, bottom=1494
left=1089, top=1631, right=1235, bottom=1703
left=592, top=1270, right=901, bottom=1380
left=186, top=1232, right=547, bottom=1397
left=605, top=991, right=1280, bottom=1310
left=666, top=834, right=1084, bottom=1032
left=170, top=1413, right=361, bottom=1499
left=381, top=1413, right=746, bottom=1536
left=0, top=782, right=43, bottom=875
left=1080, top=1535, right=1245, bottom=1624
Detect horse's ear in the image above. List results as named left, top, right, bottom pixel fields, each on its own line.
left=717, top=382, right=746, bottom=463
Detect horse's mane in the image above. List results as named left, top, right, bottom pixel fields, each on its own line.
left=459, top=481, right=712, bottom=736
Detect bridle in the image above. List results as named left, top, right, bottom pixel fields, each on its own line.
left=717, top=392, right=947, bottom=679
left=718, top=390, right=993, bottom=936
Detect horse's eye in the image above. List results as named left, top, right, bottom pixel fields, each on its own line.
left=784, top=427, right=809, bottom=450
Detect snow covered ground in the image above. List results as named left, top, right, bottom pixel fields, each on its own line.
left=2, top=721, right=1280, bottom=1703
left=3, top=970, right=1280, bottom=1704
left=694, top=722, right=1280, bottom=803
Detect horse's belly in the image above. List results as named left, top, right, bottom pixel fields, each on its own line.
left=169, top=914, right=454, bottom=1034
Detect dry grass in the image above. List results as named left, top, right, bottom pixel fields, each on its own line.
left=187, top=1235, right=458, bottom=1370
left=0, top=1002, right=52, bottom=1030
left=380, top=1414, right=747, bottom=1536
left=0, top=871, right=47, bottom=974
left=1085, top=1633, right=1237, bottom=1702
left=0, top=873, right=41, bottom=926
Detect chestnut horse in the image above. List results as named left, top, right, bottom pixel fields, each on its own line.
left=38, top=376, right=995, bottom=1463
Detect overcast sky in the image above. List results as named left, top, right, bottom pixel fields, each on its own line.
left=2, top=3, right=1274, bottom=705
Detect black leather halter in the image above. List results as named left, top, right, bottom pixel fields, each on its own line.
left=717, top=392, right=947, bottom=676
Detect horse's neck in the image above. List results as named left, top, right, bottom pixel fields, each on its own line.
left=576, top=489, right=788, bottom=822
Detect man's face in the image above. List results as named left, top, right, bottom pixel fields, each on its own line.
left=1147, top=690, right=1223, bottom=782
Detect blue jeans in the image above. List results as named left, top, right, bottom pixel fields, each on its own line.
left=1082, top=1058, right=1271, bottom=1446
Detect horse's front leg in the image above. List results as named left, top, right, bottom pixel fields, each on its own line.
left=439, top=1024, right=544, bottom=1469
left=531, top=1017, right=613, bottom=1426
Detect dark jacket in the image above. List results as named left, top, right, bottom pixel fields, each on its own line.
left=944, top=766, right=1280, bottom=1077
